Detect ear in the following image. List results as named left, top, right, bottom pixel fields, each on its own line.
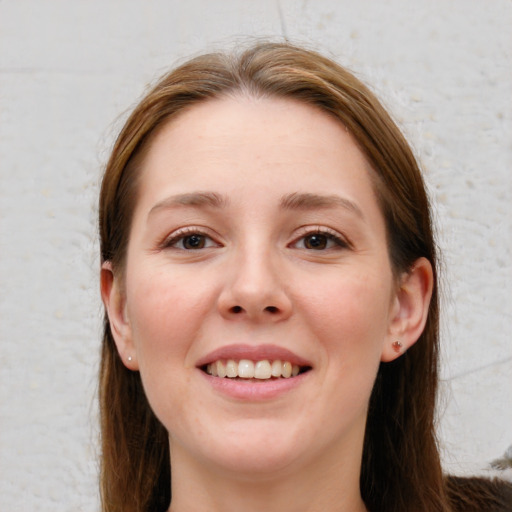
left=100, top=261, right=139, bottom=370
left=381, top=257, right=434, bottom=362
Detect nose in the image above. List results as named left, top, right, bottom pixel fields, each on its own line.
left=217, top=248, right=292, bottom=322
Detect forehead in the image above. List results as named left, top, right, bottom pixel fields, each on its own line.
left=138, top=95, right=376, bottom=199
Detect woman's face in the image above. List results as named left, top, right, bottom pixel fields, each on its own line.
left=109, top=96, right=405, bottom=477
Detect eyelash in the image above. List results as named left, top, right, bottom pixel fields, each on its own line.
left=161, top=227, right=219, bottom=251
left=161, top=226, right=350, bottom=252
left=290, top=227, right=351, bottom=251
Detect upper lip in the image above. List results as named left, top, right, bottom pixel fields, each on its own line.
left=195, top=344, right=312, bottom=368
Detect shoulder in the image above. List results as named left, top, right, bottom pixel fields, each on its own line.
left=445, top=475, right=512, bottom=512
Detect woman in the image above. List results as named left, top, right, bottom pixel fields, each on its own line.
left=98, top=42, right=511, bottom=512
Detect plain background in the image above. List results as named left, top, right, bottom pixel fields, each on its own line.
left=1, top=1, right=511, bottom=510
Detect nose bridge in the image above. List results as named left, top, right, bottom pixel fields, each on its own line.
left=236, top=242, right=277, bottom=296
left=219, top=235, right=291, bottom=320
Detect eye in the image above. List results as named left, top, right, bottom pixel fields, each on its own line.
left=292, top=230, right=349, bottom=251
left=164, top=230, right=218, bottom=250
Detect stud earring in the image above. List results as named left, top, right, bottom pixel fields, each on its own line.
left=392, top=341, right=403, bottom=353
left=127, top=356, right=133, bottom=362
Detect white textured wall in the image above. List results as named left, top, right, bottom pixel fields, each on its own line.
left=0, top=1, right=510, bottom=510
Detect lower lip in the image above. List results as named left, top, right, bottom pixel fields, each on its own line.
left=199, top=370, right=310, bottom=401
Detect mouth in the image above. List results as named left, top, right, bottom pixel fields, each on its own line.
left=201, top=359, right=312, bottom=380
left=196, top=344, right=313, bottom=382
left=196, top=345, right=312, bottom=400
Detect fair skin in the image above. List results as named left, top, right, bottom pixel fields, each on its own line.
left=102, top=96, right=433, bottom=512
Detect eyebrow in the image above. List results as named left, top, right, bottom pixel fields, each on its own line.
left=280, top=192, right=364, bottom=218
left=148, top=192, right=229, bottom=217
left=148, top=191, right=363, bottom=219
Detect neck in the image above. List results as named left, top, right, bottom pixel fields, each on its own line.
left=167, top=440, right=368, bottom=512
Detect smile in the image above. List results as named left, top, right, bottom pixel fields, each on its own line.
left=197, top=345, right=313, bottom=399
left=204, top=359, right=311, bottom=380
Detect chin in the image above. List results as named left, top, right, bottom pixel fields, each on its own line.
left=175, top=418, right=311, bottom=478
left=206, top=442, right=303, bottom=479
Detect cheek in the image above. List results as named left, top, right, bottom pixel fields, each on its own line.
left=123, top=265, right=217, bottom=428
left=299, top=268, right=392, bottom=349
left=125, top=264, right=215, bottom=367
left=295, top=266, right=392, bottom=407
left=287, top=269, right=391, bottom=442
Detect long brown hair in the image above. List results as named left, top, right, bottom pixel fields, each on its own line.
left=98, top=42, right=507, bottom=512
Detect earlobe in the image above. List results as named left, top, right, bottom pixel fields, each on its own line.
left=381, top=257, right=434, bottom=362
left=100, top=262, right=138, bottom=370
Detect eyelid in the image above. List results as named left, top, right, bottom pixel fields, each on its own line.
left=158, top=225, right=350, bottom=251
left=160, top=226, right=222, bottom=250
left=289, top=226, right=352, bottom=250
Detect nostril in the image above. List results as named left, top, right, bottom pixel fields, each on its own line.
left=231, top=305, right=243, bottom=314
left=265, top=306, right=278, bottom=314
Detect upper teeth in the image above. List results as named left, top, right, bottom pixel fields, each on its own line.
left=206, top=359, right=301, bottom=379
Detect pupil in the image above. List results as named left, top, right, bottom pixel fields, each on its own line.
left=306, top=234, right=327, bottom=250
left=184, top=235, right=204, bottom=249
